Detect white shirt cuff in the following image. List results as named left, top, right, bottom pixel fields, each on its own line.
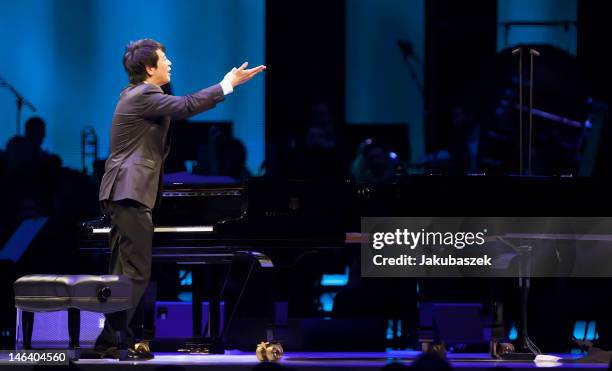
left=220, top=79, right=234, bottom=95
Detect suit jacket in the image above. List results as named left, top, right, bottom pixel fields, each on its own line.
left=99, top=82, right=225, bottom=209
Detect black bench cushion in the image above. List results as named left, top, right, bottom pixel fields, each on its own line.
left=14, top=275, right=133, bottom=313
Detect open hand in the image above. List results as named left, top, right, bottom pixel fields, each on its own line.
left=224, top=62, right=266, bottom=88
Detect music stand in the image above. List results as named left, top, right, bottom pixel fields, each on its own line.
left=492, top=236, right=541, bottom=360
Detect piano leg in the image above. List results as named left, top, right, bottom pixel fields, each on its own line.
left=205, top=265, right=222, bottom=341
left=257, top=266, right=289, bottom=346
left=183, top=259, right=264, bottom=354
left=192, top=268, right=203, bottom=339
left=184, top=265, right=225, bottom=354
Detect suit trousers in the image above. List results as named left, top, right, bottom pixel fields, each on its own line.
left=95, top=199, right=153, bottom=348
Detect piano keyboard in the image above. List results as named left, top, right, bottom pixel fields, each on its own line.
left=92, top=226, right=214, bottom=234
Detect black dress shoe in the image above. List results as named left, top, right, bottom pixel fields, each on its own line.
left=92, top=343, right=152, bottom=361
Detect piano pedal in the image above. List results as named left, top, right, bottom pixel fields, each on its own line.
left=490, top=338, right=515, bottom=359
left=421, top=340, right=447, bottom=358
left=178, top=341, right=225, bottom=354
left=256, top=341, right=284, bottom=362
left=490, top=339, right=535, bottom=360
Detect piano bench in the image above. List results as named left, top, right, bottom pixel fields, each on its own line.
left=14, top=275, right=133, bottom=355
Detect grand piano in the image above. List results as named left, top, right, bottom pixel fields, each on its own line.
left=79, top=175, right=612, bottom=353
left=79, top=177, right=359, bottom=352
left=81, top=178, right=355, bottom=264
left=80, top=174, right=612, bottom=256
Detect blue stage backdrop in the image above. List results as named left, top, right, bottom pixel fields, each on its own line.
left=345, top=0, right=426, bottom=166
left=0, top=0, right=265, bottom=173
left=497, top=0, right=577, bottom=54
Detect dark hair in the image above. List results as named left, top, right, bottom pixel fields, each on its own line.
left=25, top=117, right=45, bottom=132
left=123, top=39, right=165, bottom=84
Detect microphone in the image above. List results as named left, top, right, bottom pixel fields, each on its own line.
left=397, top=39, right=423, bottom=67
left=512, top=48, right=522, bottom=55
left=397, top=39, right=415, bottom=58
left=529, top=49, right=541, bottom=56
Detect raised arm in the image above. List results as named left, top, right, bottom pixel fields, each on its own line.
left=139, top=84, right=225, bottom=120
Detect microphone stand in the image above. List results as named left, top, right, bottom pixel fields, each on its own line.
left=528, top=49, right=540, bottom=176
left=494, top=237, right=541, bottom=360
left=512, top=48, right=523, bottom=175
left=0, top=75, right=37, bottom=135
left=512, top=48, right=540, bottom=176
left=398, top=40, right=425, bottom=99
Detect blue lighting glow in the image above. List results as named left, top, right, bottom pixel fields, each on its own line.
left=319, top=292, right=337, bottom=312
left=571, top=320, right=599, bottom=342
left=321, top=266, right=350, bottom=286
left=177, top=291, right=193, bottom=302
left=386, top=319, right=394, bottom=340
left=586, top=321, right=597, bottom=341
left=0, top=0, right=265, bottom=173
left=179, top=270, right=192, bottom=286
left=497, top=0, right=577, bottom=54
left=509, top=322, right=518, bottom=341
left=345, top=0, right=426, bottom=165
left=573, top=321, right=586, bottom=340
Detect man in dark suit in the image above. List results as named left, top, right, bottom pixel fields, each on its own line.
left=95, top=39, right=265, bottom=359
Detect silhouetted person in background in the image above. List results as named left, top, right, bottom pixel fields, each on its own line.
left=219, top=137, right=251, bottom=181
left=194, top=126, right=251, bottom=181
left=350, top=139, right=402, bottom=184
left=449, top=104, right=480, bottom=174
left=283, top=99, right=344, bottom=179
left=25, top=117, right=45, bottom=153
left=6, top=117, right=61, bottom=176
left=301, top=100, right=343, bottom=178
left=5, top=136, right=35, bottom=179
left=5, top=117, right=61, bottom=217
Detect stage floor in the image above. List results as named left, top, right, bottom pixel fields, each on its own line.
left=60, top=351, right=607, bottom=371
